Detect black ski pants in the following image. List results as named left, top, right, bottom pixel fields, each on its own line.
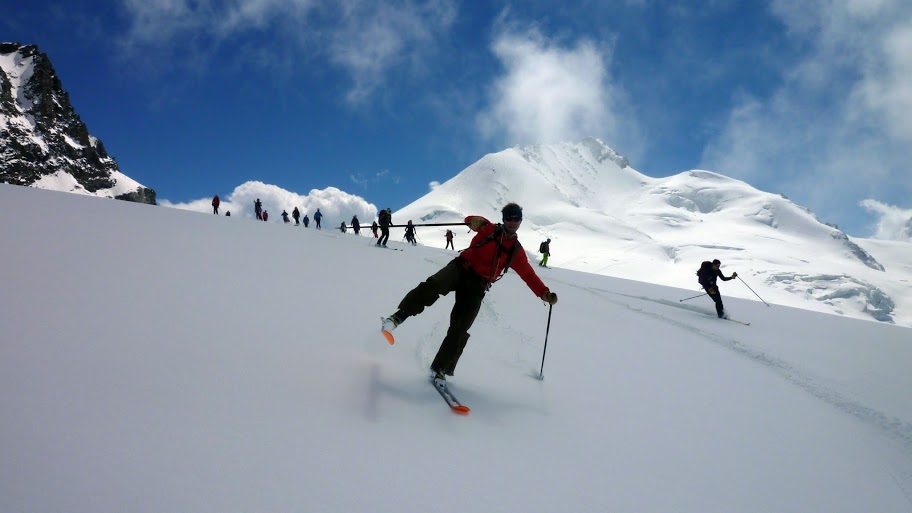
left=705, top=286, right=725, bottom=317
left=396, top=259, right=487, bottom=376
left=378, top=225, right=390, bottom=246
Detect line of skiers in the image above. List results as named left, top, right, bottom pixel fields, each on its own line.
left=244, top=195, right=734, bottom=321
left=251, top=199, right=325, bottom=228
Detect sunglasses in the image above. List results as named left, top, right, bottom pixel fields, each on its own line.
left=503, top=215, right=523, bottom=222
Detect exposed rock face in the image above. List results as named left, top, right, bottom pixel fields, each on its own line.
left=0, top=42, right=155, bottom=204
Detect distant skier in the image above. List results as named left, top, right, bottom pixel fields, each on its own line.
left=303, top=214, right=310, bottom=228
left=314, top=209, right=323, bottom=229
left=212, top=194, right=220, bottom=215
left=351, top=215, right=361, bottom=235
left=371, top=221, right=379, bottom=238
left=697, top=259, right=738, bottom=318
left=404, top=220, right=417, bottom=246
left=538, top=238, right=551, bottom=267
left=262, top=210, right=269, bottom=222
left=225, top=211, right=231, bottom=217
left=380, top=203, right=557, bottom=383
left=445, top=229, right=455, bottom=250
left=292, top=207, right=300, bottom=226
left=281, top=210, right=290, bottom=224
left=340, top=221, right=347, bottom=233
left=254, top=198, right=263, bottom=220
left=377, top=208, right=392, bottom=247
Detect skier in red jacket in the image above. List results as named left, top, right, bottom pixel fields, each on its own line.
left=380, top=203, right=557, bottom=382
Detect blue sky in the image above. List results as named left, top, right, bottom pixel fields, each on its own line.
left=4, top=0, right=912, bottom=237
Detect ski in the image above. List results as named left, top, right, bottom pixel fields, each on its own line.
left=433, top=378, right=470, bottom=415
left=704, top=311, right=750, bottom=325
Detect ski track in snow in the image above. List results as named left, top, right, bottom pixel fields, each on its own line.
left=551, top=276, right=912, bottom=456
left=574, top=282, right=912, bottom=500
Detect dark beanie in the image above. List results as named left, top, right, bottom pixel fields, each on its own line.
left=712, top=259, right=721, bottom=265
left=501, top=203, right=523, bottom=220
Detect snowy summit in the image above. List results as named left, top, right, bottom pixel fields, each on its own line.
left=396, top=138, right=910, bottom=326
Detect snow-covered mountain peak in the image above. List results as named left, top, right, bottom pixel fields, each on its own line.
left=0, top=42, right=155, bottom=203
left=397, top=138, right=906, bottom=325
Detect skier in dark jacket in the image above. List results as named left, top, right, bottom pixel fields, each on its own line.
left=697, top=259, right=738, bottom=318
left=377, top=208, right=392, bottom=246
left=404, top=220, right=417, bottom=245
left=254, top=198, right=262, bottom=220
left=371, top=221, right=379, bottom=238
left=351, top=215, right=361, bottom=235
left=303, top=214, right=309, bottom=228
left=212, top=195, right=220, bottom=215
left=281, top=210, right=290, bottom=223
left=380, top=203, right=557, bottom=383
left=445, top=229, right=455, bottom=250
left=314, top=209, right=323, bottom=229
left=292, top=207, right=300, bottom=225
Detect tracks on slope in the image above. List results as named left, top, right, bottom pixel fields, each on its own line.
left=547, top=276, right=912, bottom=454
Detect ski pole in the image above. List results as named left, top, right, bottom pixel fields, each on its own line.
left=679, top=293, right=706, bottom=302
left=539, top=303, right=554, bottom=379
left=738, top=276, right=770, bottom=307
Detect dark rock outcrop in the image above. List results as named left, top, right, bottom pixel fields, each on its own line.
left=0, top=42, right=155, bottom=204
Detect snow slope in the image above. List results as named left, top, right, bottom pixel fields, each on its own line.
left=1, top=183, right=911, bottom=513
left=395, top=138, right=910, bottom=326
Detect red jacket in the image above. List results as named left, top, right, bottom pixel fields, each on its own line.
left=460, top=216, right=549, bottom=297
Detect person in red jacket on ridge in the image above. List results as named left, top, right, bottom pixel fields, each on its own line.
left=380, top=202, right=558, bottom=382
left=212, top=194, right=220, bottom=215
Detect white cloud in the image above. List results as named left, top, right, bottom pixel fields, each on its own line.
left=160, top=180, right=377, bottom=224
left=428, top=180, right=441, bottom=190
left=476, top=23, right=642, bottom=156
left=860, top=199, right=912, bottom=241
left=700, top=0, right=912, bottom=235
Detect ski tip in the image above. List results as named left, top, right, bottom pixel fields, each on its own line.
left=451, top=405, right=470, bottom=415
left=382, top=330, right=395, bottom=345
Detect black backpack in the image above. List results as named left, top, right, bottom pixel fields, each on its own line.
left=538, top=241, right=547, bottom=254
left=696, top=261, right=713, bottom=284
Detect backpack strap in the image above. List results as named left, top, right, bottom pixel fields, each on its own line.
left=461, top=224, right=521, bottom=283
